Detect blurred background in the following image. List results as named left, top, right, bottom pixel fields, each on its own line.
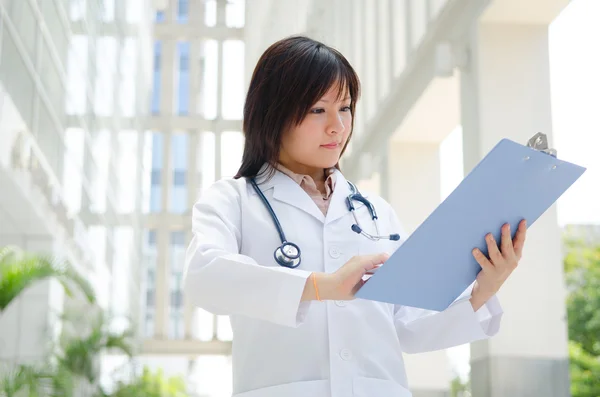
left=0, top=0, right=598, bottom=396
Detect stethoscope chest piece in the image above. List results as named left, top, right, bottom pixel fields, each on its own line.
left=274, top=241, right=301, bottom=268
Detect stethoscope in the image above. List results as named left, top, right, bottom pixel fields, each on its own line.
left=249, top=177, right=400, bottom=268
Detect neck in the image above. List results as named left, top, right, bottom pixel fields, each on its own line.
left=277, top=160, right=325, bottom=183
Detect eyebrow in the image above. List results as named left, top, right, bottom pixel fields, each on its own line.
left=318, top=96, right=351, bottom=103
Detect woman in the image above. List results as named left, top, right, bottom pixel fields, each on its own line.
left=183, top=35, right=527, bottom=397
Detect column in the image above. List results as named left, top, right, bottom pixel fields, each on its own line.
left=461, top=22, right=569, bottom=397
left=387, top=140, right=450, bottom=397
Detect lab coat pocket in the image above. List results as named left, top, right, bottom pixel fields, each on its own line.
left=232, top=379, right=329, bottom=397
left=353, top=377, right=412, bottom=397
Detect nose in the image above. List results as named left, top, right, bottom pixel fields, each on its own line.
left=327, top=112, right=346, bottom=135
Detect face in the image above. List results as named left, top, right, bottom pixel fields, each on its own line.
left=278, top=84, right=353, bottom=178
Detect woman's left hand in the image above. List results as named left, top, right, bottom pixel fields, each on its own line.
left=470, top=219, right=527, bottom=311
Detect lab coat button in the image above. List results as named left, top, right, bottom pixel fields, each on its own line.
left=335, top=300, right=346, bottom=307
left=340, top=348, right=353, bottom=360
left=329, top=246, right=341, bottom=259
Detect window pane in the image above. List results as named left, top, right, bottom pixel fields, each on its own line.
left=176, top=42, right=190, bottom=115
left=63, top=128, right=85, bottom=214
left=143, top=229, right=157, bottom=337
left=204, top=0, right=216, bottom=27
left=199, top=132, right=216, bottom=191
left=117, top=130, right=138, bottom=213
left=193, top=309, right=214, bottom=341
left=202, top=40, right=218, bottom=119
left=94, top=37, right=117, bottom=116
left=90, top=130, right=110, bottom=213
left=220, top=131, right=244, bottom=179
left=170, top=132, right=188, bottom=213
left=178, top=0, right=189, bottom=23
left=150, top=132, right=164, bottom=212
left=119, top=38, right=137, bottom=117
left=222, top=40, right=244, bottom=120
left=66, top=36, right=88, bottom=116
left=152, top=41, right=162, bottom=115
left=225, top=0, right=245, bottom=28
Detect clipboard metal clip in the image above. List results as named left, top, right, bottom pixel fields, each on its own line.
left=527, top=132, right=557, bottom=158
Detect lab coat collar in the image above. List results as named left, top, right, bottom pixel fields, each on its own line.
left=251, top=163, right=354, bottom=225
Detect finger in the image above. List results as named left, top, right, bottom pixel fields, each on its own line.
left=486, top=233, right=503, bottom=264
left=472, top=248, right=493, bottom=271
left=513, top=219, right=527, bottom=258
left=365, top=264, right=382, bottom=275
left=361, top=253, right=390, bottom=268
left=500, top=223, right=515, bottom=258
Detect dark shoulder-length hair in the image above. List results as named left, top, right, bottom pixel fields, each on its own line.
left=234, top=35, right=361, bottom=180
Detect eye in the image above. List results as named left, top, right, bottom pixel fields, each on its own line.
left=341, top=106, right=352, bottom=112
left=310, top=108, right=325, bottom=114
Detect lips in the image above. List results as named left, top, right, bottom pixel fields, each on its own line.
left=321, top=142, right=340, bottom=148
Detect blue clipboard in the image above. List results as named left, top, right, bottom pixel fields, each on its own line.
left=355, top=133, right=586, bottom=311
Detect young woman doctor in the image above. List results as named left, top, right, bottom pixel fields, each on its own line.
left=183, top=36, right=527, bottom=397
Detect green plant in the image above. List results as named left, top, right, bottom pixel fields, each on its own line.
left=56, top=311, right=136, bottom=387
left=0, top=364, right=54, bottom=397
left=111, top=367, right=189, bottom=397
left=564, top=235, right=600, bottom=397
left=0, top=246, right=95, bottom=312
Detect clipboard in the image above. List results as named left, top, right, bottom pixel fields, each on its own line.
left=355, top=133, right=587, bottom=311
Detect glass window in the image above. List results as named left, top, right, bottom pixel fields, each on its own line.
left=156, top=10, right=165, bottom=22
left=127, top=0, right=142, bottom=23
left=66, top=36, right=88, bottom=116
left=170, top=231, right=186, bottom=274
left=198, top=132, right=216, bottom=191
left=94, top=37, right=117, bottom=116
left=69, top=0, right=86, bottom=21
left=201, top=40, right=218, bottom=119
left=169, top=231, right=186, bottom=339
left=204, top=0, right=216, bottom=26
left=150, top=133, right=164, bottom=212
left=117, top=130, right=138, bottom=213
left=62, top=128, right=85, bottom=214
left=225, top=0, right=245, bottom=28
left=176, top=42, right=190, bottom=115
left=143, top=229, right=157, bottom=337
left=119, top=38, right=137, bottom=118
left=152, top=41, right=162, bottom=115
left=101, top=0, right=115, bottom=21
left=145, top=310, right=155, bottom=338
left=193, top=309, right=214, bottom=341
left=170, top=133, right=188, bottom=213
left=169, top=309, right=185, bottom=339
left=178, top=0, right=189, bottom=23
left=91, top=130, right=110, bottom=213
left=220, top=131, right=244, bottom=179
left=222, top=40, right=244, bottom=120
left=111, top=227, right=133, bottom=317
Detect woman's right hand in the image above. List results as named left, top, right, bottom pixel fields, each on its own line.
left=304, top=253, right=389, bottom=301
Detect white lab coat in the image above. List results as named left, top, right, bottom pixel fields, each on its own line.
left=183, top=166, right=503, bottom=397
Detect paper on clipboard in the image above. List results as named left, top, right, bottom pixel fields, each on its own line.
left=355, top=133, right=586, bottom=311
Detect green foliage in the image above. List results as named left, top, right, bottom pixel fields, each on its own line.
left=111, top=367, right=188, bottom=397
left=564, top=235, right=600, bottom=397
left=0, top=245, right=161, bottom=397
left=450, top=376, right=471, bottom=397
left=56, top=311, right=136, bottom=385
left=0, top=246, right=95, bottom=312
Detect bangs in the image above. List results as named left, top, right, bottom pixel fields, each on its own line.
left=290, top=45, right=361, bottom=125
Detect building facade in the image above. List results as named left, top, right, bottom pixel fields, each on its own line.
left=0, top=0, right=152, bottom=390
